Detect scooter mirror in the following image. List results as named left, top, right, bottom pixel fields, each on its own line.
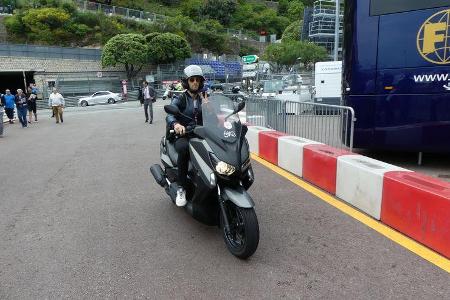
left=164, top=105, right=180, bottom=115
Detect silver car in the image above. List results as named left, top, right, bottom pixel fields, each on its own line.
left=78, top=91, right=122, bottom=107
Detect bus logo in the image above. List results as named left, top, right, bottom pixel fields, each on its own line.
left=417, top=9, right=450, bottom=65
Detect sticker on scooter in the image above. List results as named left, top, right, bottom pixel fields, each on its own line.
left=224, top=130, right=236, bottom=138
left=224, top=121, right=233, bottom=129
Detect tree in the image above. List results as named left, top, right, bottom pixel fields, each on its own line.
left=202, top=0, right=236, bottom=26
left=287, top=1, right=305, bottom=22
left=148, top=33, right=191, bottom=65
left=281, top=20, right=302, bottom=42
left=180, top=0, right=204, bottom=21
left=102, top=34, right=149, bottom=80
left=297, top=41, right=328, bottom=68
left=262, top=43, right=286, bottom=73
left=239, top=43, right=258, bottom=57
left=20, top=7, right=71, bottom=44
left=145, top=32, right=161, bottom=43
left=263, top=40, right=328, bottom=72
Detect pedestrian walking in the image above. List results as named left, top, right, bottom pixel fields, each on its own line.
left=2, top=89, right=15, bottom=124
left=48, top=88, right=65, bottom=124
left=27, top=91, right=38, bottom=123
left=15, top=89, right=28, bottom=128
left=138, top=86, right=144, bottom=106
left=0, top=93, right=4, bottom=137
left=142, top=81, right=156, bottom=124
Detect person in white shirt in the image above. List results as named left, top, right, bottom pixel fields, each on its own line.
left=48, top=88, right=65, bottom=124
left=142, top=81, right=156, bottom=124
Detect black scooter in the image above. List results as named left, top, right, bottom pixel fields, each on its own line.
left=150, top=94, right=259, bottom=259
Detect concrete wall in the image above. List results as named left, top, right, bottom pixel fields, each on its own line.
left=0, top=55, right=154, bottom=99
left=0, top=55, right=123, bottom=73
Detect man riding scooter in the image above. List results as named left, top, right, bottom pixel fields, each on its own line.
left=166, top=65, right=208, bottom=207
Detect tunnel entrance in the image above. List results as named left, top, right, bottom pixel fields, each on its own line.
left=0, top=71, right=35, bottom=94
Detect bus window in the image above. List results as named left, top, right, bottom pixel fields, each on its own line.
left=370, top=0, right=450, bottom=16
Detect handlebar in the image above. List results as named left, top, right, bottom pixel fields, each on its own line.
left=170, top=125, right=196, bottom=137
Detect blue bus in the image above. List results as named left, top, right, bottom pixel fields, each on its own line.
left=343, top=0, right=450, bottom=153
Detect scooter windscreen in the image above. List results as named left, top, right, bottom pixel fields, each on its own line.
left=202, top=94, right=243, bottom=144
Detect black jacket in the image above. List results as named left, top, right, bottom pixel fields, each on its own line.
left=166, top=91, right=203, bottom=129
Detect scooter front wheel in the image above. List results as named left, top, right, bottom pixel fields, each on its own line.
left=220, top=203, right=259, bottom=259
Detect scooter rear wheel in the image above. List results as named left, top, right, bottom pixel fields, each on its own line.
left=220, top=203, right=259, bottom=259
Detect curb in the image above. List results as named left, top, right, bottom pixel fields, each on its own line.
left=247, top=125, right=450, bottom=259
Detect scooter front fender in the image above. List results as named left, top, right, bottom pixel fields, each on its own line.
left=222, top=186, right=255, bottom=208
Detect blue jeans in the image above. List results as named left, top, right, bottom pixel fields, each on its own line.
left=17, top=106, right=28, bottom=127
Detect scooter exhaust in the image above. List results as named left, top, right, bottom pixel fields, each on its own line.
left=150, top=164, right=168, bottom=188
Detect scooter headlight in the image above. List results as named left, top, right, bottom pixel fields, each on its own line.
left=210, top=153, right=235, bottom=176
left=215, top=161, right=236, bottom=176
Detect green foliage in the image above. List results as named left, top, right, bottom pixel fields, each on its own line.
left=4, top=15, right=25, bottom=37
left=231, top=2, right=289, bottom=37
left=102, top=33, right=149, bottom=80
left=160, top=15, right=194, bottom=37
left=180, top=0, right=204, bottom=21
left=281, top=20, right=302, bottom=42
left=202, top=0, right=236, bottom=26
left=287, top=1, right=305, bottom=22
left=198, top=19, right=224, bottom=33
left=239, top=43, right=259, bottom=57
left=145, top=32, right=161, bottom=42
left=3, top=0, right=303, bottom=55
left=22, top=7, right=70, bottom=30
left=278, top=0, right=311, bottom=21
left=297, top=41, right=329, bottom=68
left=263, top=40, right=328, bottom=71
left=111, top=0, right=180, bottom=16
left=148, top=32, right=191, bottom=64
left=12, top=7, right=72, bottom=44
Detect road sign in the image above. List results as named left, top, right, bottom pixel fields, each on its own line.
left=243, top=64, right=257, bottom=71
left=242, top=55, right=259, bottom=64
left=242, top=71, right=257, bottom=78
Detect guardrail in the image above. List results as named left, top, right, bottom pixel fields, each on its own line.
left=244, top=96, right=356, bottom=151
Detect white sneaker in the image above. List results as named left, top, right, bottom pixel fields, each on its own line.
left=176, top=187, right=187, bottom=207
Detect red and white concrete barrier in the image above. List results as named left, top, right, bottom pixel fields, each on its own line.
left=258, top=131, right=288, bottom=165
left=302, top=144, right=352, bottom=195
left=246, top=124, right=450, bottom=258
left=246, top=126, right=274, bottom=156
left=278, top=136, right=323, bottom=177
left=336, top=155, right=409, bottom=220
left=381, top=171, right=450, bottom=258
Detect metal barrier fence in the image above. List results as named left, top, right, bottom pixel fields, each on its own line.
left=244, top=97, right=356, bottom=151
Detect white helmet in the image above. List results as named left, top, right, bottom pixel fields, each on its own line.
left=184, top=65, right=205, bottom=80
left=182, top=65, right=205, bottom=91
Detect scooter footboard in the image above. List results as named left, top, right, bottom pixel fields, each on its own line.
left=222, top=186, right=255, bottom=208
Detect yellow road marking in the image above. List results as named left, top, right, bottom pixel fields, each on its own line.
left=251, top=153, right=450, bottom=274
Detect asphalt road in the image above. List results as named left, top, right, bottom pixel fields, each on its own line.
left=0, top=102, right=449, bottom=299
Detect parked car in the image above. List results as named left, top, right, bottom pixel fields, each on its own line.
left=209, top=81, right=224, bottom=91
left=78, top=91, right=122, bottom=107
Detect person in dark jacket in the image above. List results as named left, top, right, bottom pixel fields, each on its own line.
left=27, top=91, right=38, bottom=123
left=142, top=81, right=156, bottom=124
left=15, top=89, right=28, bottom=128
left=0, top=93, right=4, bottom=137
left=166, top=65, right=208, bottom=207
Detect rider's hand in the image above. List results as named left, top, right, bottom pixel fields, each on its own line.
left=174, top=123, right=185, bottom=135
left=201, top=92, right=209, bottom=104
